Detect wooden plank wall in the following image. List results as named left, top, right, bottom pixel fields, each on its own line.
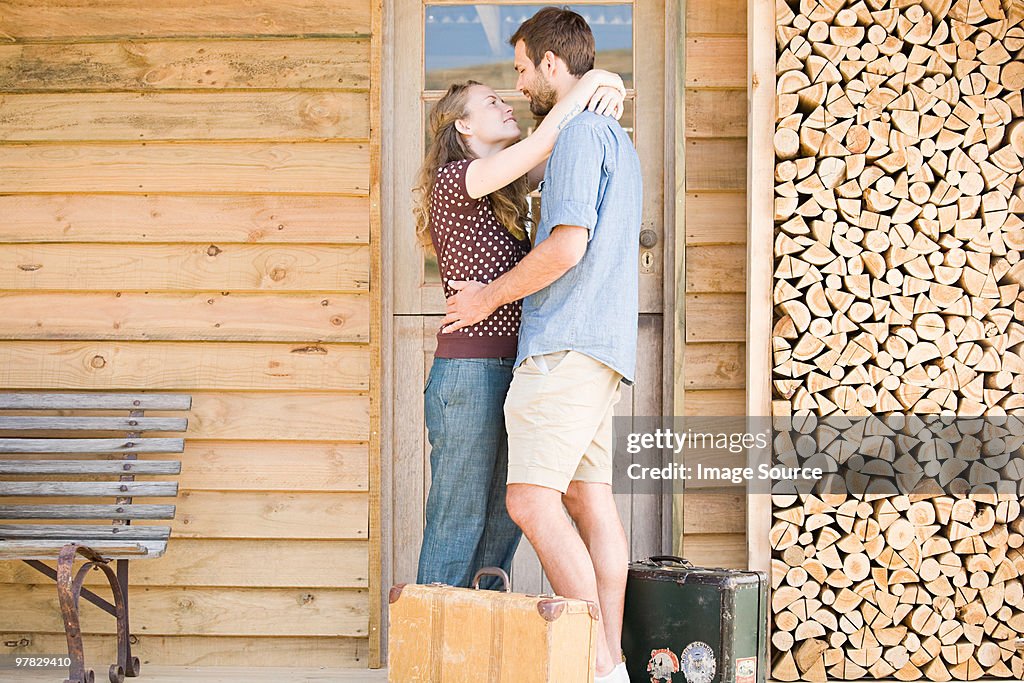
left=0, top=1, right=378, bottom=669
left=679, top=0, right=751, bottom=568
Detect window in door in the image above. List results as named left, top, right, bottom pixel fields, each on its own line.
left=421, top=3, right=635, bottom=283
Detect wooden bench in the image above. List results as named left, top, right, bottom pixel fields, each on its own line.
left=0, top=393, right=191, bottom=683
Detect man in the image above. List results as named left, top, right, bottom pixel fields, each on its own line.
left=440, top=7, right=641, bottom=682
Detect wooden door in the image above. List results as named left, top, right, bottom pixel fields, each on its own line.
left=384, top=0, right=673, bottom=597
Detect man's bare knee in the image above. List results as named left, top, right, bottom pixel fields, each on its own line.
left=506, top=484, right=559, bottom=531
left=564, top=481, right=614, bottom=522
left=562, top=484, right=585, bottom=518
left=504, top=487, right=531, bottom=528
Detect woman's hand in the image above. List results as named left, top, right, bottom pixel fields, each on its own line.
left=578, top=68, right=626, bottom=97
left=587, top=85, right=624, bottom=119
left=563, top=69, right=625, bottom=124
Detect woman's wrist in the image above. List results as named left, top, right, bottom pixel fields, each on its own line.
left=555, top=101, right=585, bottom=130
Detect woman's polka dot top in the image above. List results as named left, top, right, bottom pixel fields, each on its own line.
left=429, top=159, right=530, bottom=358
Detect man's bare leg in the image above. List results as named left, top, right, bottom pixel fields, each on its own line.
left=505, top=483, right=616, bottom=676
left=563, top=480, right=629, bottom=666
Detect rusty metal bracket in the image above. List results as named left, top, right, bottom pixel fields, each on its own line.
left=56, top=543, right=139, bottom=683
left=23, top=560, right=118, bottom=616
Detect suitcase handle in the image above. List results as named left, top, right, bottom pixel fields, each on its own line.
left=646, top=555, right=694, bottom=568
left=472, top=567, right=511, bottom=592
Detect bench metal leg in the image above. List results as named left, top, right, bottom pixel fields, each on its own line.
left=117, top=559, right=141, bottom=677
left=57, top=544, right=136, bottom=683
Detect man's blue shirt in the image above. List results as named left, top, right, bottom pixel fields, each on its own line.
left=515, top=110, right=643, bottom=383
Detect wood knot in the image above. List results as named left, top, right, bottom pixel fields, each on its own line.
left=291, top=345, right=327, bottom=354
left=90, top=355, right=107, bottom=369
left=300, top=93, right=342, bottom=128
left=17, top=264, right=41, bottom=271
left=206, top=245, right=222, bottom=257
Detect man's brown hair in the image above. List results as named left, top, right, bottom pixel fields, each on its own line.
left=508, top=7, right=595, bottom=76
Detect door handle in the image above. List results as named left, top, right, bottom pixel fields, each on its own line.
left=639, top=229, right=658, bottom=249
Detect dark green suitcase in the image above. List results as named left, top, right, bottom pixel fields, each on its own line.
left=622, top=556, right=768, bottom=683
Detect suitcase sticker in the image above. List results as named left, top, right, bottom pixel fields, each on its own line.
left=735, top=657, right=757, bottom=683
left=680, top=641, right=716, bottom=683
left=646, top=647, right=680, bottom=682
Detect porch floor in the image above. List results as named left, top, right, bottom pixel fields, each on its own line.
left=9, top=669, right=1024, bottom=683
left=2, top=666, right=389, bottom=682
left=8, top=671, right=1024, bottom=683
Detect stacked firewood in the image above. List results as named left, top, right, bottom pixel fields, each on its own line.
left=769, top=465, right=1024, bottom=680
left=772, top=0, right=1024, bottom=678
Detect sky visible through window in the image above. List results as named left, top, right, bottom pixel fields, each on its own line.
left=425, top=4, right=634, bottom=91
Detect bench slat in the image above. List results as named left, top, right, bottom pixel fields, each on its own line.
left=0, top=393, right=191, bottom=411
left=0, top=482, right=178, bottom=497
left=0, top=392, right=187, bottom=565
left=0, top=539, right=166, bottom=560
left=0, top=504, right=175, bottom=520
left=0, top=437, right=184, bottom=454
left=0, top=417, right=187, bottom=432
left=0, top=524, right=171, bottom=541
left=0, top=460, right=181, bottom=475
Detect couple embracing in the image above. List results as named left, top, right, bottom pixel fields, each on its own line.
left=413, top=8, right=641, bottom=682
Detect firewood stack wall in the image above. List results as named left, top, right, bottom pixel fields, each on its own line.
left=772, top=0, right=1024, bottom=678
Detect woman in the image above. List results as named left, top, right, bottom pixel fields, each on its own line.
left=413, top=69, right=625, bottom=589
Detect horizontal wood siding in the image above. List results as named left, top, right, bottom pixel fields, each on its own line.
left=0, top=0, right=376, bottom=668
left=0, top=637, right=372, bottom=669
left=680, top=0, right=749, bottom=567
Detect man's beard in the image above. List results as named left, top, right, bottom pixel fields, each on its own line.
left=527, top=77, right=558, bottom=116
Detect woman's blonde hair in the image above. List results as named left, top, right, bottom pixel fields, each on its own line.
left=413, top=81, right=530, bottom=253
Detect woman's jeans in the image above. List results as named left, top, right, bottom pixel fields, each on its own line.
left=417, top=356, right=523, bottom=590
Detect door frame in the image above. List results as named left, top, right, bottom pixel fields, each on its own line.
left=745, top=0, right=775, bottom=576
left=378, top=0, right=681, bottom=660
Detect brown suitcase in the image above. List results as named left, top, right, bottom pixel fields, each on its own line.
left=388, top=568, right=599, bottom=682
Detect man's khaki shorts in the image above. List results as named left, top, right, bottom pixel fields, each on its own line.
left=504, top=350, right=622, bottom=493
